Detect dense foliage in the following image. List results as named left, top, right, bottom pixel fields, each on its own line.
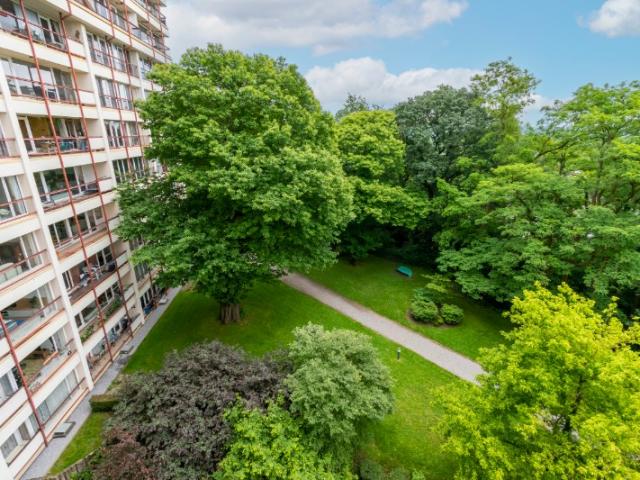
left=286, top=324, right=394, bottom=459
left=118, top=44, right=353, bottom=322
left=106, top=343, right=286, bottom=479
left=336, top=110, right=427, bottom=260
left=215, top=401, right=348, bottom=480
left=438, top=81, right=640, bottom=312
left=438, top=284, right=640, bottom=479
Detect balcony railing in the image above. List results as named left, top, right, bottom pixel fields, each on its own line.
left=6, top=75, right=77, bottom=104
left=89, top=46, right=138, bottom=77
left=0, top=249, right=48, bottom=291
left=0, top=9, right=67, bottom=51
left=55, top=221, right=109, bottom=257
left=0, top=297, right=63, bottom=344
left=67, top=254, right=127, bottom=304
left=23, top=136, right=91, bottom=156
left=108, top=135, right=141, bottom=149
left=25, top=338, right=76, bottom=393
left=100, top=93, right=134, bottom=111
left=0, top=196, right=33, bottom=225
left=40, top=179, right=103, bottom=211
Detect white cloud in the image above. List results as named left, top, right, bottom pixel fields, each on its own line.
left=304, top=57, right=478, bottom=111
left=166, top=0, right=468, bottom=57
left=588, top=0, right=640, bottom=37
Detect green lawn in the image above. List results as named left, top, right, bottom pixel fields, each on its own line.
left=307, top=257, right=511, bottom=359
left=49, top=412, right=110, bottom=474
left=54, top=282, right=461, bottom=478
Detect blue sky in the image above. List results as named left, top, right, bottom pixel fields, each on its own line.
left=166, top=0, right=638, bottom=113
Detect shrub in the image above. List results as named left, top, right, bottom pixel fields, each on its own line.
left=286, top=324, right=394, bottom=460
left=441, top=304, right=464, bottom=325
left=410, top=290, right=440, bottom=324
left=107, top=342, right=286, bottom=480
left=89, top=394, right=119, bottom=412
left=359, top=458, right=385, bottom=480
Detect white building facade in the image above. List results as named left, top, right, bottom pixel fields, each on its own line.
left=0, top=0, right=168, bottom=477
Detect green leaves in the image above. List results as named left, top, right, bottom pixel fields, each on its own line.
left=285, top=325, right=394, bottom=459
left=438, top=284, right=640, bottom=479
left=118, top=45, right=353, bottom=311
left=216, top=401, right=346, bottom=480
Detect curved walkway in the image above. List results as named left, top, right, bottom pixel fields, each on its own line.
left=282, top=273, right=485, bottom=384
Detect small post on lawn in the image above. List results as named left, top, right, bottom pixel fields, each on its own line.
left=396, top=347, right=401, bottom=360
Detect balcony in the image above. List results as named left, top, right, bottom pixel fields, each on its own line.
left=6, top=75, right=77, bottom=105
left=40, top=179, right=103, bottom=212
left=0, top=297, right=63, bottom=345
left=108, top=135, right=141, bottom=149
left=22, top=337, right=75, bottom=393
left=0, top=249, right=48, bottom=292
left=67, top=253, right=127, bottom=304
left=0, top=8, right=67, bottom=51
left=23, top=136, right=89, bottom=156
left=89, top=46, right=138, bottom=78
left=100, top=93, right=134, bottom=111
left=55, top=221, right=109, bottom=259
left=0, top=196, right=34, bottom=226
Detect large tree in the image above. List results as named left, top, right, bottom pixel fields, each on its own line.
left=335, top=110, right=427, bottom=260
left=438, top=284, right=640, bottom=479
left=285, top=324, right=394, bottom=461
left=395, top=85, right=494, bottom=198
left=118, top=45, right=353, bottom=322
left=438, top=82, right=640, bottom=308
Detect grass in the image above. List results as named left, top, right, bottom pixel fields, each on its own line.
left=54, top=281, right=462, bottom=478
left=307, top=257, right=512, bottom=359
left=49, top=412, right=110, bottom=474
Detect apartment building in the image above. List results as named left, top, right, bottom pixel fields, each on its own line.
left=0, top=0, right=168, bottom=477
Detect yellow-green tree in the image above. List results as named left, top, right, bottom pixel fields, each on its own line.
left=438, top=284, right=640, bottom=479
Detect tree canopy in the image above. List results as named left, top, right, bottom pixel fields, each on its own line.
left=117, top=45, right=353, bottom=322
left=335, top=110, right=427, bottom=260
left=395, top=85, right=495, bottom=198
left=438, top=284, right=640, bottom=479
left=285, top=324, right=394, bottom=459
left=215, top=401, right=348, bottom=480
left=437, top=81, right=640, bottom=310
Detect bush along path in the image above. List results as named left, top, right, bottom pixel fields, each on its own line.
left=282, top=273, right=485, bottom=383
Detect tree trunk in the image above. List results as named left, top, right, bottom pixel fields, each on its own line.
left=219, top=303, right=241, bottom=324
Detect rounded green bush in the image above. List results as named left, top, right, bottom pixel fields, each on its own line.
left=441, top=303, right=464, bottom=325
left=410, top=298, right=440, bottom=324
left=388, top=468, right=410, bottom=480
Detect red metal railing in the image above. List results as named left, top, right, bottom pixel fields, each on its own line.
left=23, top=136, right=89, bottom=155
left=54, top=221, right=108, bottom=253
left=0, top=249, right=48, bottom=291
left=27, top=338, right=76, bottom=394
left=0, top=296, right=63, bottom=343
left=0, top=195, right=33, bottom=224
left=99, top=92, right=134, bottom=110
left=6, top=74, right=77, bottom=104
left=108, top=134, right=141, bottom=148
left=0, top=9, right=67, bottom=51
left=68, top=253, right=128, bottom=304
left=89, top=45, right=139, bottom=77
left=40, top=179, right=104, bottom=211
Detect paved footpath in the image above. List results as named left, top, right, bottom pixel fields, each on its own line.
left=282, top=274, right=485, bottom=384
left=24, top=288, right=181, bottom=479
